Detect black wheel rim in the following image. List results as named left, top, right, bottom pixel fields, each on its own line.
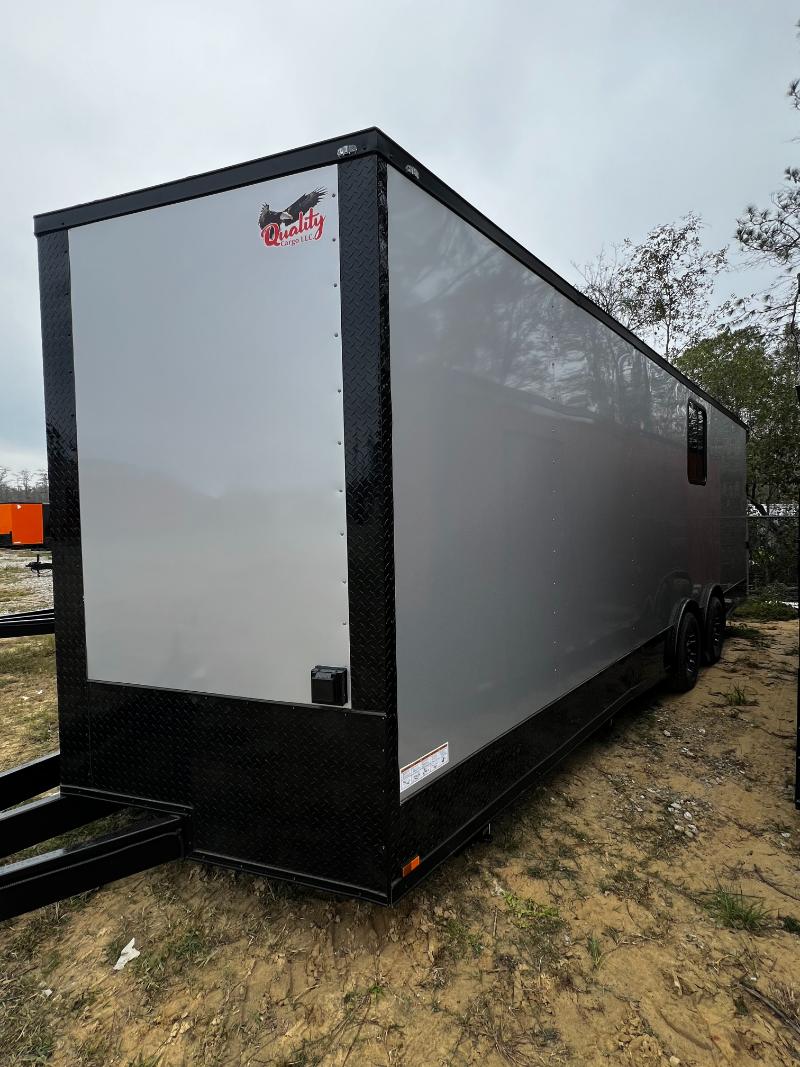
left=685, top=627, right=699, bottom=676
left=711, top=609, right=723, bottom=652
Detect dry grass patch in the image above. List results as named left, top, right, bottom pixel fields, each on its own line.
left=703, top=882, right=773, bottom=933
left=0, top=636, right=57, bottom=768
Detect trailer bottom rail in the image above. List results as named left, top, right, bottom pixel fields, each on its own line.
left=0, top=813, right=188, bottom=921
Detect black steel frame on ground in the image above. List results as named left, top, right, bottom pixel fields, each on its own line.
left=0, top=810, right=187, bottom=922
left=34, top=130, right=748, bottom=905
left=0, top=607, right=55, bottom=638
left=0, top=751, right=191, bottom=922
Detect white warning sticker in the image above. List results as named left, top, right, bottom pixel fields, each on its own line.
left=400, top=742, right=449, bottom=793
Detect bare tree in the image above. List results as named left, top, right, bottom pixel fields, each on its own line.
left=15, top=469, right=32, bottom=498
left=737, top=20, right=800, bottom=375
left=574, top=245, right=636, bottom=326
left=34, top=469, right=49, bottom=502
left=0, top=467, right=49, bottom=502
left=575, top=214, right=729, bottom=361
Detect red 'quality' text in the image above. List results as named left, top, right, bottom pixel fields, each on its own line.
left=261, top=208, right=325, bottom=248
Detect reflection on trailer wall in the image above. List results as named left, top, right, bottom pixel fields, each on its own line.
left=387, top=169, right=747, bottom=787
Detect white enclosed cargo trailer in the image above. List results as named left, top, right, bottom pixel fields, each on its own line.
left=19, top=129, right=746, bottom=906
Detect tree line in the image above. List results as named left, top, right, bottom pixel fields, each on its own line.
left=574, top=19, right=800, bottom=588
left=0, top=467, right=49, bottom=503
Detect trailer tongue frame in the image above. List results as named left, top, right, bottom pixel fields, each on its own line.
left=0, top=753, right=189, bottom=921
left=1, top=128, right=748, bottom=916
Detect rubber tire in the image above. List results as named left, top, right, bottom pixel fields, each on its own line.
left=703, top=596, right=726, bottom=665
left=669, top=611, right=702, bottom=692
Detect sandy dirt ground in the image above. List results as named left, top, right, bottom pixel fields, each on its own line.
left=0, top=548, right=53, bottom=614
left=0, top=552, right=797, bottom=1066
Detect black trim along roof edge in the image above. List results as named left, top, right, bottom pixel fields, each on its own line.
left=32, top=128, right=382, bottom=235
left=32, top=126, right=747, bottom=433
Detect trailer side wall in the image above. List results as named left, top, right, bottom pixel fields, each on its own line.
left=387, top=169, right=747, bottom=794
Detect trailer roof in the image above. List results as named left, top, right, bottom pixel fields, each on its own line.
left=33, top=127, right=747, bottom=432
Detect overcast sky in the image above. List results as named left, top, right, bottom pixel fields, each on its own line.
left=1, top=1, right=797, bottom=472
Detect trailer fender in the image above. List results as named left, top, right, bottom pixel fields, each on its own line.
left=665, top=598, right=703, bottom=668
left=699, top=583, right=725, bottom=623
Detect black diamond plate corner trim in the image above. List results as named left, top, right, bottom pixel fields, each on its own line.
left=338, top=157, right=396, bottom=720
left=37, top=230, right=91, bottom=786
left=86, top=682, right=389, bottom=893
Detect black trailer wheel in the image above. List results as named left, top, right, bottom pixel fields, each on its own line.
left=669, top=612, right=701, bottom=692
left=703, top=596, right=726, bottom=665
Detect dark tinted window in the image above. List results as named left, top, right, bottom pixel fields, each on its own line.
left=687, top=399, right=707, bottom=484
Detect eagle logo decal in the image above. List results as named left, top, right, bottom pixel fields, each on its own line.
left=258, top=187, right=327, bottom=247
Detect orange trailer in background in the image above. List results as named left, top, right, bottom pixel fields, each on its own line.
left=0, top=503, right=46, bottom=546
left=12, top=504, right=44, bottom=546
